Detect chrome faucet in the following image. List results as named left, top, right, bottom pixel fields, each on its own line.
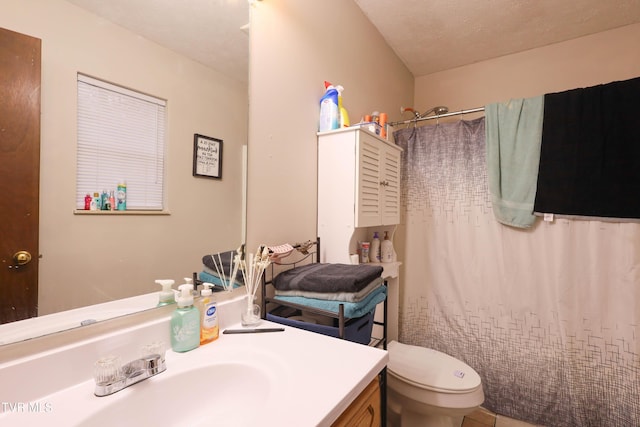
left=93, top=353, right=166, bottom=397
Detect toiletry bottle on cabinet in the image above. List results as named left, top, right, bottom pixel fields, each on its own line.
left=319, top=81, right=339, bottom=132
left=170, top=284, right=200, bottom=352
left=381, top=231, right=394, bottom=263
left=370, top=232, right=381, bottom=263
left=198, top=283, right=219, bottom=345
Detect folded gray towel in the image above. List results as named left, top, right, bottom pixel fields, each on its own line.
left=273, top=263, right=383, bottom=293
left=275, top=277, right=384, bottom=302
left=202, top=250, right=243, bottom=284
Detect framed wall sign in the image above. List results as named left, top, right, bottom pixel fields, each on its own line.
left=193, top=134, right=223, bottom=179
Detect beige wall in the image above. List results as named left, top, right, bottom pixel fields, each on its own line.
left=414, top=23, right=640, bottom=116
left=2, top=0, right=248, bottom=314
left=247, top=0, right=414, bottom=249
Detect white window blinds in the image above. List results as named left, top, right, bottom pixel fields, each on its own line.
left=76, top=74, right=166, bottom=210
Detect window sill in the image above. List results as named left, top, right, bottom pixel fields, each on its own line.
left=73, top=210, right=170, bottom=216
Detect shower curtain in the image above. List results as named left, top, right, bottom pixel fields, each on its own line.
left=394, top=118, right=640, bottom=427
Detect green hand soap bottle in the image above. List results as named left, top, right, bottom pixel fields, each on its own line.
left=170, top=283, right=200, bottom=352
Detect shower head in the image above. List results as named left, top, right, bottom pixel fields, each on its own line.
left=431, top=106, right=449, bottom=116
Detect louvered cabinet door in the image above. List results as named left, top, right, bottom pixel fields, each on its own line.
left=356, top=131, right=401, bottom=227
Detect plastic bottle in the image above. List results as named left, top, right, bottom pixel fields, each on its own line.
left=335, top=85, right=350, bottom=128
left=381, top=231, right=394, bottom=263
left=198, top=283, right=219, bottom=345
left=318, top=81, right=339, bottom=132
left=370, top=232, right=381, bottom=263
left=91, top=192, right=101, bottom=210
left=379, top=112, right=388, bottom=139
left=360, top=241, right=370, bottom=263
left=116, top=181, right=127, bottom=211
left=170, top=283, right=200, bottom=352
left=108, top=190, right=116, bottom=211
left=155, top=279, right=176, bottom=307
left=371, top=111, right=381, bottom=135
left=84, top=194, right=92, bottom=210
left=101, top=189, right=110, bottom=211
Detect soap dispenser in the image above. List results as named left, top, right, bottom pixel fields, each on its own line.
left=170, top=284, right=201, bottom=353
left=155, top=279, right=176, bottom=307
left=198, top=282, right=219, bottom=345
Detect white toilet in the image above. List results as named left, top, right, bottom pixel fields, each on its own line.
left=386, top=340, right=484, bottom=427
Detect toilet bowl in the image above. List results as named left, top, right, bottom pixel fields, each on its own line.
left=386, top=340, right=484, bottom=427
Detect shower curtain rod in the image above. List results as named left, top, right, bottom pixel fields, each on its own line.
left=388, top=106, right=485, bottom=127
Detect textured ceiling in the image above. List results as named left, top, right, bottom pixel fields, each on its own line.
left=65, top=0, right=250, bottom=82
left=65, top=0, right=640, bottom=81
left=355, top=0, right=640, bottom=77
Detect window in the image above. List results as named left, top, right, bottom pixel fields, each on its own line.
left=76, top=74, right=166, bottom=211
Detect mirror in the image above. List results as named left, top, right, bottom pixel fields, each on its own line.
left=0, top=0, right=249, bottom=346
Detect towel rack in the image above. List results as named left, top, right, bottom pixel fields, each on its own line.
left=260, top=237, right=387, bottom=350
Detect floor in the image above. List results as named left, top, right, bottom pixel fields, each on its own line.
left=462, top=407, right=543, bottom=427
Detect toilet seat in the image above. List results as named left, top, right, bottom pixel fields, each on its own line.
left=387, top=341, right=482, bottom=394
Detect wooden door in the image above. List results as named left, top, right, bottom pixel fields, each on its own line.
left=0, top=27, right=41, bottom=324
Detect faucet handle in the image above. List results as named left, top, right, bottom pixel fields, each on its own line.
left=140, top=341, right=166, bottom=360
left=94, top=355, right=123, bottom=385
left=141, top=354, right=166, bottom=375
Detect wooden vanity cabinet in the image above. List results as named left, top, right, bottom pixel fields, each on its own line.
left=331, top=377, right=381, bottom=427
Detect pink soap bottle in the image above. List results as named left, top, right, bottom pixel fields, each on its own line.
left=109, top=190, right=116, bottom=211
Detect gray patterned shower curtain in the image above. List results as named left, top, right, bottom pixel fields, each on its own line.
left=393, top=118, right=640, bottom=427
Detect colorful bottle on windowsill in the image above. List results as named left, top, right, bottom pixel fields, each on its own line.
left=91, top=192, right=101, bottom=210
left=101, top=189, right=110, bottom=210
left=116, top=181, right=126, bottom=210
left=109, top=190, right=116, bottom=211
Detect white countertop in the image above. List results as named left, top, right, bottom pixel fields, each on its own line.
left=0, top=295, right=388, bottom=426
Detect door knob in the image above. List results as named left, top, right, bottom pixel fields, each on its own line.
left=13, top=251, right=32, bottom=265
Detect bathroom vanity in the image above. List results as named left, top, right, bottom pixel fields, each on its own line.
left=0, top=294, right=387, bottom=426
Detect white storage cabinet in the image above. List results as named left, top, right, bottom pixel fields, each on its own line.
left=317, top=127, right=401, bottom=263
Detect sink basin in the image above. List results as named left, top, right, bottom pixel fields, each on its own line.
left=76, top=362, right=274, bottom=427
left=0, top=295, right=386, bottom=427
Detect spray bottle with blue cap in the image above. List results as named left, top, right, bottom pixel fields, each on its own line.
left=318, top=81, right=340, bottom=132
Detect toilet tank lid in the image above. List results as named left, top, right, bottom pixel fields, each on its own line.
left=387, top=341, right=482, bottom=392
